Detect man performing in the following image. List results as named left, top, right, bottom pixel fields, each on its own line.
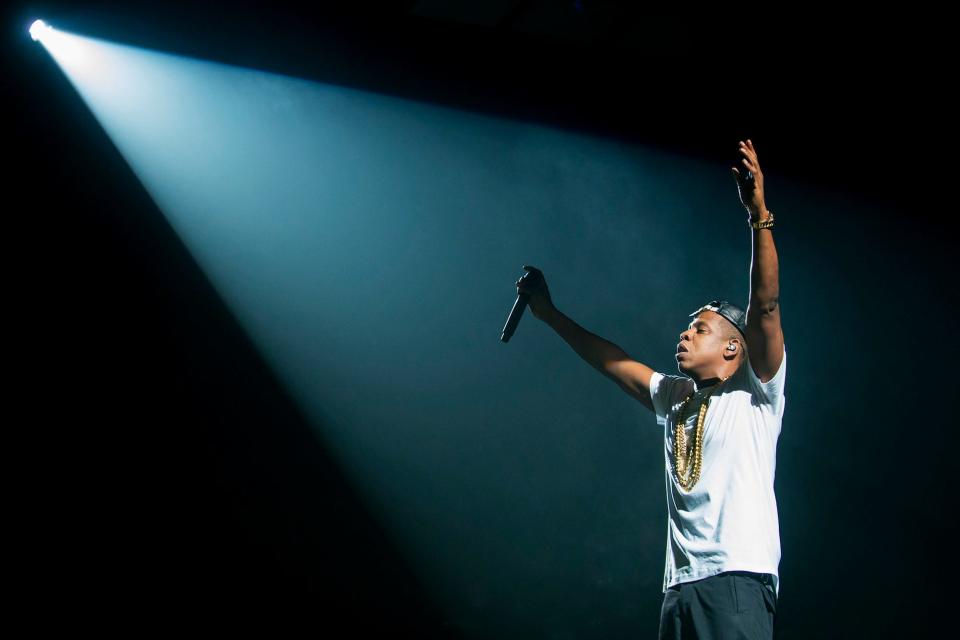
left=516, top=140, right=784, bottom=639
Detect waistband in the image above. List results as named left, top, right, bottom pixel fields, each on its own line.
left=721, top=570, right=776, bottom=597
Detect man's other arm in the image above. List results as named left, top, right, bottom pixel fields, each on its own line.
left=541, top=306, right=656, bottom=412
left=516, top=265, right=656, bottom=412
left=735, top=139, right=784, bottom=382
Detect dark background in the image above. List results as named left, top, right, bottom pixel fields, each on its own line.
left=7, top=1, right=952, bottom=635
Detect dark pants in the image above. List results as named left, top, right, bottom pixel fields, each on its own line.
left=658, top=571, right=777, bottom=639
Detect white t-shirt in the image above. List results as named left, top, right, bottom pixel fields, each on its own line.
left=649, top=347, right=787, bottom=598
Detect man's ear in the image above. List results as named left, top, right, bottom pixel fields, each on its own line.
left=723, top=339, right=740, bottom=360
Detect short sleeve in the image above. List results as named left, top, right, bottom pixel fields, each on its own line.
left=650, top=371, right=694, bottom=427
left=745, top=346, right=787, bottom=414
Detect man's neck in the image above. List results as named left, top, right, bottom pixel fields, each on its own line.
left=693, top=376, right=724, bottom=392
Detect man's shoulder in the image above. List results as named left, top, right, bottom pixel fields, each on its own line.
left=652, top=372, right=695, bottom=401
left=727, top=349, right=787, bottom=413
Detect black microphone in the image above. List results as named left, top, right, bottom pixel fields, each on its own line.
left=500, top=292, right=530, bottom=343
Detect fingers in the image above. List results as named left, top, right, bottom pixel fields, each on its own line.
left=516, top=277, right=532, bottom=295
left=738, top=140, right=761, bottom=172
left=517, top=265, right=543, bottom=293
left=520, top=265, right=542, bottom=283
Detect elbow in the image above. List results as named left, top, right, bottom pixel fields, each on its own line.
left=749, top=293, right=779, bottom=314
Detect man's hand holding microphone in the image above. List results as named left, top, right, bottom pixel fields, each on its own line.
left=516, top=265, right=555, bottom=320
left=500, top=265, right=555, bottom=342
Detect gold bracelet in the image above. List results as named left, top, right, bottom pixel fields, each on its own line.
left=750, top=211, right=774, bottom=229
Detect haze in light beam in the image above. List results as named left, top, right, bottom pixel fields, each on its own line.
left=37, top=27, right=780, bottom=635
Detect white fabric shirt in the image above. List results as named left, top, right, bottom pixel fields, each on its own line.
left=649, top=347, right=786, bottom=597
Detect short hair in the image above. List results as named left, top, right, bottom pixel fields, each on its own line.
left=716, top=314, right=748, bottom=361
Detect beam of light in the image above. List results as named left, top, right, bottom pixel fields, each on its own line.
left=35, top=24, right=760, bottom=635
left=29, top=22, right=97, bottom=72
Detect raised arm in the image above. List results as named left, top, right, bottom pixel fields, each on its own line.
left=733, top=139, right=784, bottom=383
left=516, top=266, right=655, bottom=412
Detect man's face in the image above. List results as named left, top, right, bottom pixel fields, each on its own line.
left=675, top=311, right=728, bottom=373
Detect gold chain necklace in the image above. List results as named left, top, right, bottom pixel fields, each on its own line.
left=673, top=377, right=729, bottom=491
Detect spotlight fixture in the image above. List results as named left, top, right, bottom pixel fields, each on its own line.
left=30, top=19, right=50, bottom=42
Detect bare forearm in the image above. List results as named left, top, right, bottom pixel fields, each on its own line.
left=749, top=208, right=779, bottom=310
left=541, top=306, right=628, bottom=373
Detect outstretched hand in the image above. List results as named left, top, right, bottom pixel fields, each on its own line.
left=731, top=139, right=769, bottom=220
left=516, top=265, right=555, bottom=320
